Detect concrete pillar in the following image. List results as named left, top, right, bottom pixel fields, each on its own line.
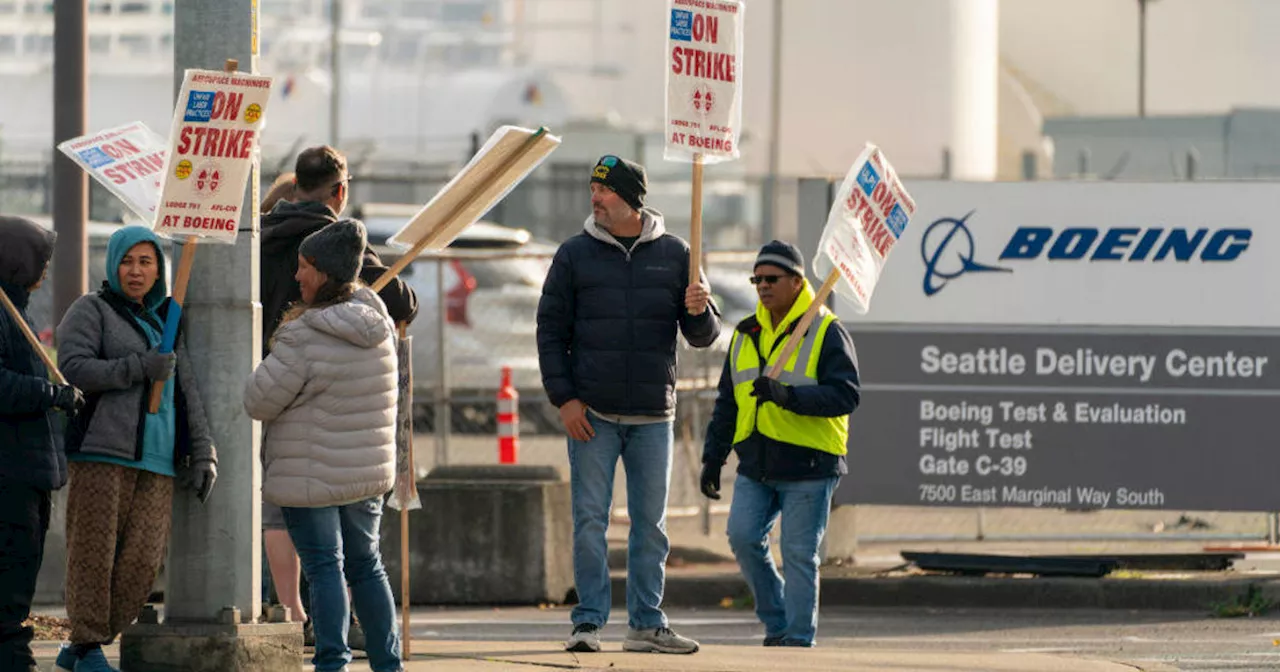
left=120, top=1, right=298, bottom=669
left=163, top=0, right=263, bottom=625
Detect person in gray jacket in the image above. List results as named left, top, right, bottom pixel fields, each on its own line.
left=52, top=225, right=216, bottom=672
left=244, top=219, right=403, bottom=672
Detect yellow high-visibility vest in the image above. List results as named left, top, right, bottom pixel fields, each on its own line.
left=728, top=285, right=849, bottom=456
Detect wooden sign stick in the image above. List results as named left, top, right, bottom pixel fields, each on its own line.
left=766, top=269, right=840, bottom=380
left=372, top=128, right=550, bottom=293
left=148, top=238, right=198, bottom=412
left=0, top=286, right=67, bottom=386
left=398, top=322, right=413, bottom=660
left=689, top=153, right=704, bottom=285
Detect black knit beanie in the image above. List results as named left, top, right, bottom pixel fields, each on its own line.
left=298, top=218, right=366, bottom=284
left=754, top=240, right=805, bottom=277
left=590, top=155, right=647, bottom=211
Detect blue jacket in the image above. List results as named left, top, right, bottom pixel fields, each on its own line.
left=537, top=210, right=721, bottom=417
left=0, top=217, right=64, bottom=491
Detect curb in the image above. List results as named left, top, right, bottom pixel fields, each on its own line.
left=614, top=573, right=1280, bottom=612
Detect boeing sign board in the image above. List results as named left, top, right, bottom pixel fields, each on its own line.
left=835, top=181, right=1280, bottom=512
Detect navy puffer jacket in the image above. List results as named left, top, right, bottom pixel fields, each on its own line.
left=537, top=209, right=721, bottom=417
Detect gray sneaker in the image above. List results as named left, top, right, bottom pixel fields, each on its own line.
left=564, top=623, right=601, bottom=653
left=622, top=626, right=700, bottom=654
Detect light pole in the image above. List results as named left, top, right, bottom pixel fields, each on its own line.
left=330, top=0, right=341, bottom=145
left=52, top=0, right=87, bottom=326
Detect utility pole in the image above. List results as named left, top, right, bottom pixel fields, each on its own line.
left=119, top=1, right=296, bottom=669
left=52, top=0, right=87, bottom=326
left=330, top=0, right=341, bottom=144
left=764, top=0, right=783, bottom=241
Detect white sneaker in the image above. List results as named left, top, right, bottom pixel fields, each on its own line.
left=622, top=626, right=700, bottom=654
left=564, top=623, right=601, bottom=653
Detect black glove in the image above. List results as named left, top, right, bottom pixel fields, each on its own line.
left=53, top=385, right=85, bottom=415
left=184, top=459, right=217, bottom=503
left=700, top=461, right=722, bottom=500
left=139, top=348, right=176, bottom=382
left=751, top=376, right=792, bottom=408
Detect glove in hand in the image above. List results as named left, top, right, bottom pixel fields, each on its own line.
left=700, top=461, right=722, bottom=500
left=185, top=459, right=217, bottom=503
left=54, top=385, right=85, bottom=415
left=140, top=349, right=176, bottom=382
left=751, top=376, right=792, bottom=408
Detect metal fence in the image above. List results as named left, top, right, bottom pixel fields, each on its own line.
left=400, top=244, right=1278, bottom=548
left=397, top=248, right=758, bottom=504
left=9, top=154, right=1276, bottom=548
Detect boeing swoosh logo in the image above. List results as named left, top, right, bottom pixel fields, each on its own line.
left=920, top=211, right=1011, bottom=296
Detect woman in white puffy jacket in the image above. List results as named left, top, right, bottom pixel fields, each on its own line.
left=243, top=218, right=403, bottom=672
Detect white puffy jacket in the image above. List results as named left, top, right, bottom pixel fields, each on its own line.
left=244, top=286, right=398, bottom=508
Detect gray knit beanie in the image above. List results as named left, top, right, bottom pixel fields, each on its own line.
left=298, top=218, right=366, bottom=284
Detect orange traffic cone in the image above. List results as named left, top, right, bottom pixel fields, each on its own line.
left=497, top=366, right=519, bottom=464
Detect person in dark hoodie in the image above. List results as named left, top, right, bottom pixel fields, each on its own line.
left=53, top=225, right=216, bottom=672
left=537, top=155, right=720, bottom=655
left=260, top=146, right=417, bottom=345
left=0, top=216, right=83, bottom=672
left=258, top=146, right=417, bottom=647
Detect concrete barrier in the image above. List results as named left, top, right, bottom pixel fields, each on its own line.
left=380, top=464, right=573, bottom=605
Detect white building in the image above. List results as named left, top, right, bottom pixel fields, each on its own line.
left=3, top=0, right=1279, bottom=180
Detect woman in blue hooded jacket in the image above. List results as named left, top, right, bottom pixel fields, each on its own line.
left=52, top=226, right=217, bottom=672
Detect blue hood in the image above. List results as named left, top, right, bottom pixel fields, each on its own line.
left=106, top=225, right=169, bottom=311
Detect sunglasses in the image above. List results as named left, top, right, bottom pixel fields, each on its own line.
left=329, top=175, right=352, bottom=195
left=749, top=274, right=788, bottom=285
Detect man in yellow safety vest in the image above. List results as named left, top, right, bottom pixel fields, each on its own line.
left=700, top=239, right=861, bottom=648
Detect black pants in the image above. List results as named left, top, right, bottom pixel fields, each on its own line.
left=0, top=484, right=51, bottom=671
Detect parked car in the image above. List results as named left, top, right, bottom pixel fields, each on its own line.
left=355, top=203, right=560, bottom=433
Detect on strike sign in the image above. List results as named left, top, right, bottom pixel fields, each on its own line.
left=57, top=122, right=167, bottom=223
left=664, top=0, right=744, bottom=164
left=814, top=144, right=917, bottom=314
left=154, top=69, right=272, bottom=243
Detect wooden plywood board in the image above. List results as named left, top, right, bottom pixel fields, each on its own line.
left=387, top=125, right=561, bottom=252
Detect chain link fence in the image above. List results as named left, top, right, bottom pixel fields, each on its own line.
left=395, top=248, right=758, bottom=519
left=10, top=155, right=1274, bottom=546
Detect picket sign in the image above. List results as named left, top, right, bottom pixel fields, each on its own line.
left=663, top=0, right=744, bottom=285
left=56, top=121, right=168, bottom=224
left=365, top=125, right=559, bottom=660
left=147, top=58, right=273, bottom=412
left=371, top=125, right=561, bottom=291
left=392, top=322, right=415, bottom=659
left=766, top=144, right=917, bottom=379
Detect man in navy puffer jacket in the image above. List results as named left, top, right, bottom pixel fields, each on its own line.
left=538, top=155, right=720, bottom=655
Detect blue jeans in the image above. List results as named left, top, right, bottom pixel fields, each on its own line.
left=568, top=418, right=673, bottom=630
left=282, top=497, right=402, bottom=672
left=726, top=474, right=838, bottom=646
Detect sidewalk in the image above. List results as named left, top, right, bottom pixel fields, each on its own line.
left=31, top=640, right=1179, bottom=671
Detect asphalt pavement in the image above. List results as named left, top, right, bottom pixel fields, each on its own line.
left=39, top=605, right=1280, bottom=671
